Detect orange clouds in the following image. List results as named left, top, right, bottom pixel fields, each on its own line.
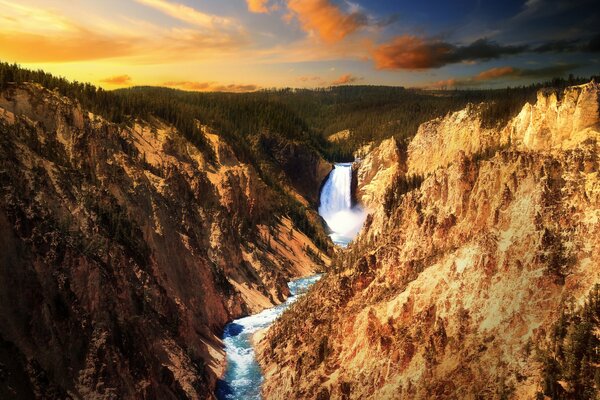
left=297, top=75, right=322, bottom=82
left=332, top=73, right=362, bottom=85
left=423, top=64, right=577, bottom=89
left=424, top=66, right=517, bottom=89
left=0, top=1, right=133, bottom=62
left=474, top=66, right=516, bottom=80
left=286, top=0, right=366, bottom=43
left=0, top=0, right=246, bottom=64
left=100, top=75, right=132, bottom=85
left=373, top=35, right=452, bottom=70
left=246, top=0, right=270, bottom=13
left=163, top=81, right=259, bottom=92
left=0, top=30, right=134, bottom=62
left=373, top=36, right=526, bottom=70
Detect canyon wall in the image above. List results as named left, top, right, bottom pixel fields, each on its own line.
left=258, top=82, right=600, bottom=399
left=0, top=83, right=328, bottom=399
left=353, top=137, right=403, bottom=211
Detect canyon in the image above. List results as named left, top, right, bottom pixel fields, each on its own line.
left=0, top=82, right=330, bottom=399
left=0, top=75, right=598, bottom=400
left=257, top=82, right=600, bottom=399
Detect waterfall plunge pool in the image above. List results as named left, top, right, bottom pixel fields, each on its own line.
left=217, top=274, right=322, bottom=400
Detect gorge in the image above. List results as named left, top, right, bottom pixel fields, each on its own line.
left=219, top=160, right=365, bottom=399
left=0, top=61, right=598, bottom=400
left=257, top=81, right=600, bottom=400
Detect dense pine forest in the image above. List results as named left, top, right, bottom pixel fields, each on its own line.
left=1, top=62, right=595, bottom=163
left=1, top=61, right=595, bottom=250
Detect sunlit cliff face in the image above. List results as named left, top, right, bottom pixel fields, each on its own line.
left=0, top=0, right=598, bottom=91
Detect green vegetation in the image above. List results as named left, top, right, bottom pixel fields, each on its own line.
left=2, top=62, right=594, bottom=163
left=1, top=61, right=595, bottom=251
left=383, top=173, right=425, bottom=216
left=536, top=285, right=600, bottom=399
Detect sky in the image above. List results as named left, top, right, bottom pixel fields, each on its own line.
left=0, top=0, right=598, bottom=91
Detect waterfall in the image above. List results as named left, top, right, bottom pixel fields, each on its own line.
left=318, top=163, right=366, bottom=246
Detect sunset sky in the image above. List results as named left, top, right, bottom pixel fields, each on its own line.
left=0, top=0, right=598, bottom=91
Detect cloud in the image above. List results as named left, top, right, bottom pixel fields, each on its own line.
left=100, top=75, right=132, bottom=85
left=286, top=0, right=367, bottom=43
left=133, top=0, right=233, bottom=28
left=0, top=30, right=134, bottom=62
left=162, top=81, right=259, bottom=92
left=297, top=75, right=322, bottom=82
left=474, top=66, right=516, bottom=80
left=246, top=0, right=270, bottom=13
left=0, top=1, right=134, bottom=62
left=424, top=64, right=579, bottom=88
left=0, top=1, right=246, bottom=64
left=331, top=73, right=362, bottom=85
left=373, top=36, right=526, bottom=70
left=532, top=34, right=600, bottom=53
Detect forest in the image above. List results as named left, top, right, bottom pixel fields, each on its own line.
left=1, top=62, right=595, bottom=163
left=0, top=61, right=596, bottom=251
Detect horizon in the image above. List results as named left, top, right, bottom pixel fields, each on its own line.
left=0, top=0, right=599, bottom=92
left=3, top=60, right=597, bottom=94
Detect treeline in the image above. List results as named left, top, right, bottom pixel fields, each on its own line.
left=2, top=62, right=595, bottom=164
left=0, top=62, right=217, bottom=160
left=536, top=284, right=600, bottom=399
left=1, top=61, right=595, bottom=249
left=0, top=62, right=336, bottom=250
left=383, top=173, right=425, bottom=216
left=245, top=75, right=596, bottom=159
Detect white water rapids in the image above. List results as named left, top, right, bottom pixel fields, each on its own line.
left=318, top=162, right=366, bottom=246
left=217, top=275, right=321, bottom=400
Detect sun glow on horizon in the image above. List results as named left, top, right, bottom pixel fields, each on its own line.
left=0, top=0, right=597, bottom=91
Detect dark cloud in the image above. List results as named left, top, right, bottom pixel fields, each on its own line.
left=532, top=34, right=600, bottom=53
left=452, top=39, right=526, bottom=62
left=374, top=32, right=600, bottom=71
left=532, top=39, right=580, bottom=53
left=516, top=63, right=581, bottom=78
left=425, top=63, right=579, bottom=88
left=373, top=36, right=526, bottom=70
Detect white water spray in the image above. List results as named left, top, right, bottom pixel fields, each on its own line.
left=318, top=163, right=366, bottom=246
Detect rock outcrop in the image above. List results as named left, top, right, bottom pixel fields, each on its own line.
left=0, top=83, right=328, bottom=399
left=257, top=82, right=600, bottom=399
left=353, top=137, right=403, bottom=211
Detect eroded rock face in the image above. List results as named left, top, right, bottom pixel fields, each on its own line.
left=257, top=82, right=600, bottom=400
left=353, top=137, right=403, bottom=211
left=407, top=103, right=507, bottom=176
left=0, top=83, right=327, bottom=399
left=507, top=81, right=600, bottom=152
left=258, top=135, right=332, bottom=206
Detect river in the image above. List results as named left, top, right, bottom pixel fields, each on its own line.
left=217, top=162, right=364, bottom=399
left=216, top=274, right=322, bottom=400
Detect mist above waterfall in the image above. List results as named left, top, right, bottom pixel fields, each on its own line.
left=318, top=163, right=366, bottom=246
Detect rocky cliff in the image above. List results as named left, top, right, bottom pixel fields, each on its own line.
left=257, top=82, right=600, bottom=399
left=353, top=137, right=403, bottom=211
left=0, top=83, right=328, bottom=399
